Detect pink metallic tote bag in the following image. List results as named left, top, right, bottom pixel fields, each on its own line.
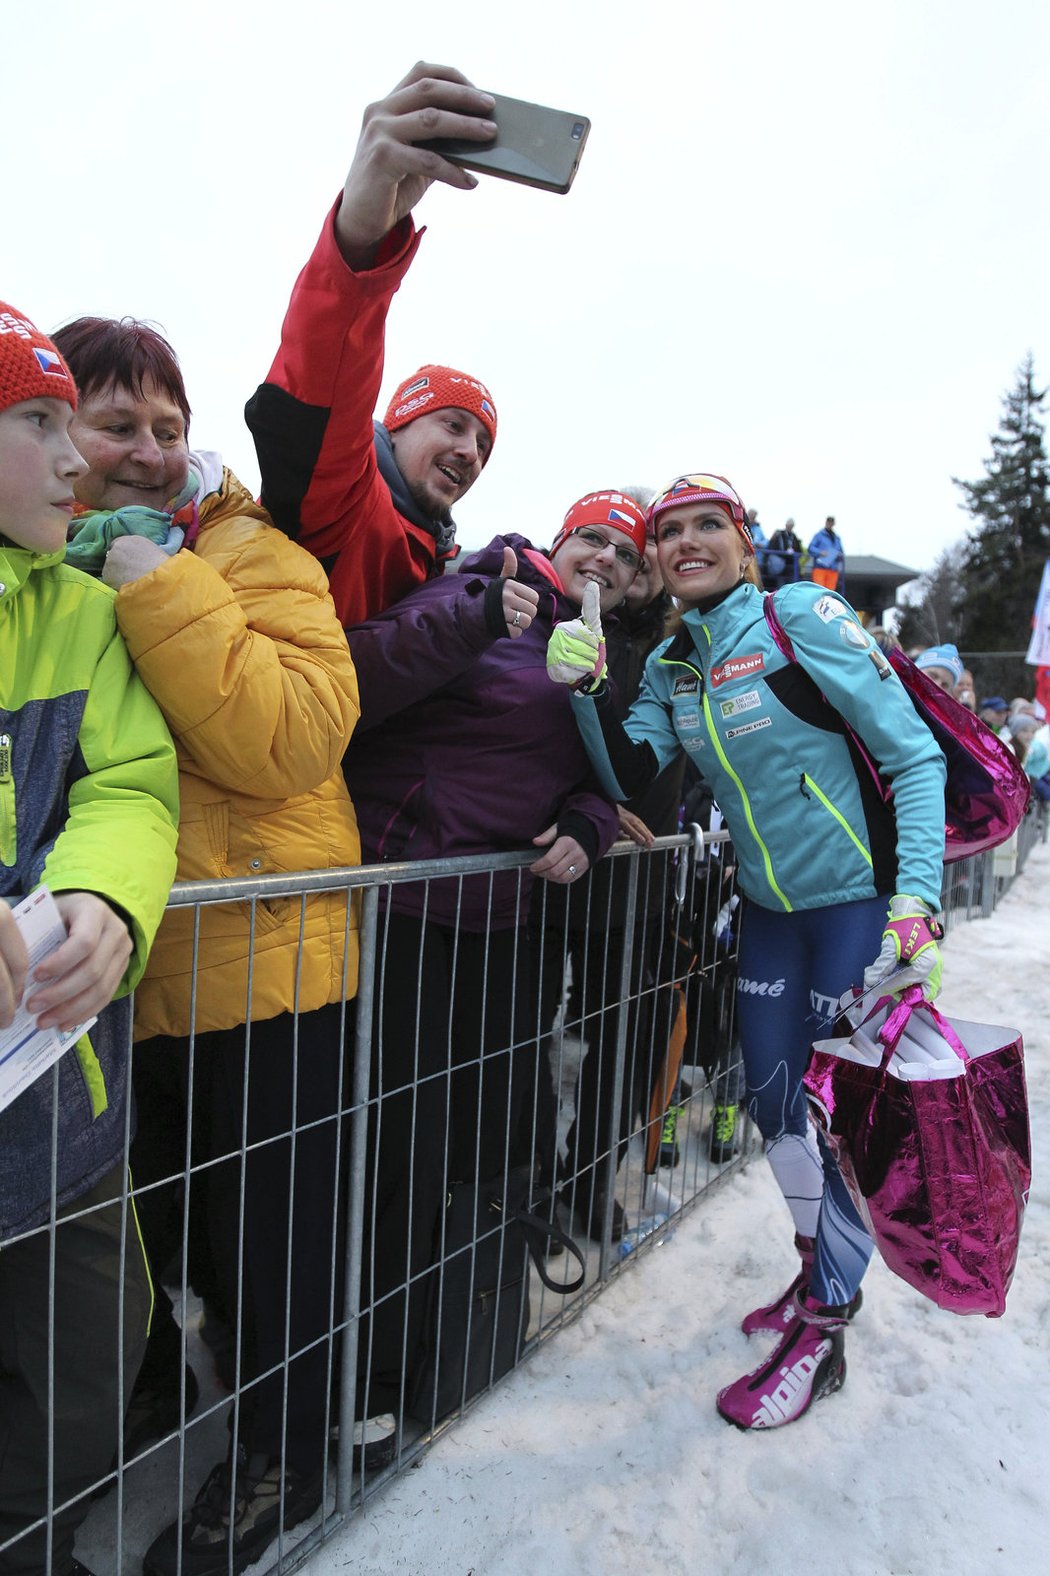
left=804, top=989, right=1030, bottom=1316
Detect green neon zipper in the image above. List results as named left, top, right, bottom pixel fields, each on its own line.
left=800, top=772, right=873, bottom=868
left=0, top=734, right=15, bottom=868
left=702, top=695, right=792, bottom=912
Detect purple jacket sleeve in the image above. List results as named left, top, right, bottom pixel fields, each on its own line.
left=556, top=791, right=620, bottom=868
left=346, top=571, right=499, bottom=730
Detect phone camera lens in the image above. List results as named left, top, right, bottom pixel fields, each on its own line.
left=571, top=123, right=584, bottom=140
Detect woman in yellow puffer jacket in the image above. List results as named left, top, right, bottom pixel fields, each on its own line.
left=111, top=462, right=360, bottom=1037
left=54, top=315, right=360, bottom=1574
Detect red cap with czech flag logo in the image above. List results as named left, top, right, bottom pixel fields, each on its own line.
left=548, top=490, right=649, bottom=560
left=0, top=302, right=78, bottom=415
left=384, top=364, right=497, bottom=457
left=648, top=472, right=752, bottom=548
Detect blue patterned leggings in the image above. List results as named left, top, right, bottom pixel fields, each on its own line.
left=735, top=895, right=887, bottom=1306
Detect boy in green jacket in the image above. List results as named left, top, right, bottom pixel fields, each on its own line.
left=0, top=301, right=179, bottom=1576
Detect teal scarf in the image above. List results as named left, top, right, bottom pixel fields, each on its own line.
left=65, top=471, right=200, bottom=574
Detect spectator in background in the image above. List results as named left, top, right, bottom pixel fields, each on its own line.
left=746, top=509, right=767, bottom=574
left=763, top=517, right=805, bottom=590
left=53, top=316, right=362, bottom=1576
left=808, top=514, right=845, bottom=591
left=1006, top=711, right=1050, bottom=790
left=978, top=696, right=1010, bottom=733
left=246, top=63, right=502, bottom=626
left=868, top=625, right=900, bottom=654
left=914, top=643, right=964, bottom=695
left=955, top=667, right=977, bottom=712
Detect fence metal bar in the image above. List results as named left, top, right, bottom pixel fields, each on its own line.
left=6, top=822, right=1038, bottom=1575
left=334, top=884, right=378, bottom=1513
left=595, top=854, right=641, bottom=1278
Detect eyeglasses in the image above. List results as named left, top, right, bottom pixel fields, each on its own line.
left=568, top=526, right=642, bottom=572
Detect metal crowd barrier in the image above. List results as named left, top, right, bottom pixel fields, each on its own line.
left=4, top=820, right=1035, bottom=1575
left=754, top=546, right=806, bottom=588
left=939, top=799, right=1047, bottom=932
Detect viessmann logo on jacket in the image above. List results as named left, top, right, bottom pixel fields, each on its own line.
left=709, top=653, right=764, bottom=688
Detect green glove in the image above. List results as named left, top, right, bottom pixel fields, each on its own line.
left=546, top=581, right=607, bottom=686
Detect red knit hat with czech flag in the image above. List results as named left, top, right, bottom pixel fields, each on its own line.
left=384, top=364, right=497, bottom=458
left=0, top=302, right=78, bottom=414
left=548, top=490, right=649, bottom=559
left=648, top=473, right=753, bottom=548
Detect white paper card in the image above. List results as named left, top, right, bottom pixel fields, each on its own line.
left=0, top=889, right=96, bottom=1115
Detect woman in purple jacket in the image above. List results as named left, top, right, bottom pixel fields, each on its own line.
left=342, top=491, right=646, bottom=1457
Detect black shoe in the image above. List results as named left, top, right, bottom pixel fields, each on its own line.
left=585, top=1193, right=627, bottom=1243
left=351, top=1413, right=399, bottom=1472
left=123, top=1363, right=200, bottom=1461
left=708, top=1103, right=739, bottom=1164
left=142, top=1446, right=321, bottom=1576
left=658, top=1104, right=683, bottom=1168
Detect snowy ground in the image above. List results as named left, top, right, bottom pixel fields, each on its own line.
left=77, top=840, right=1048, bottom=1575
left=310, top=840, right=1050, bottom=1576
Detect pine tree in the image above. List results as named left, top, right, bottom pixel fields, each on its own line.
left=953, top=354, right=1050, bottom=696
left=896, top=543, right=965, bottom=652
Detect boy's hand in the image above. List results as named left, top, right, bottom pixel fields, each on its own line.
left=0, top=903, right=29, bottom=1029
left=25, top=893, right=133, bottom=1032
left=336, top=62, right=497, bottom=268
left=102, top=536, right=169, bottom=588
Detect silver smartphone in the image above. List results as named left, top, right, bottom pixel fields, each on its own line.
left=421, top=93, right=591, bottom=195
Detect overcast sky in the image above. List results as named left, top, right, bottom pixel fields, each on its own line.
left=6, top=0, right=1048, bottom=579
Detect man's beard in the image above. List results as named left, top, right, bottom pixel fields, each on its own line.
left=407, top=475, right=453, bottom=521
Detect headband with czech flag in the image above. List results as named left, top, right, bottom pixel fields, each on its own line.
left=647, top=473, right=753, bottom=549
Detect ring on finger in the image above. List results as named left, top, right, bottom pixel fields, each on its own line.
left=512, top=610, right=522, bottom=627
left=568, top=864, right=577, bottom=876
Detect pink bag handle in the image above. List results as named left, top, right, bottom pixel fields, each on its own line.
left=878, top=987, right=971, bottom=1063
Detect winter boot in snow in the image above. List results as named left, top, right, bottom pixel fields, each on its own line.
left=716, top=1300, right=848, bottom=1431
left=740, top=1235, right=862, bottom=1336
left=740, top=1234, right=814, bottom=1336
left=659, top=1104, right=682, bottom=1168
left=708, top=1102, right=739, bottom=1163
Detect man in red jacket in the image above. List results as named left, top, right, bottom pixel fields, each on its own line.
left=246, top=63, right=501, bottom=626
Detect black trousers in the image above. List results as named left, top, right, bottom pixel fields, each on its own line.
left=130, top=1003, right=347, bottom=1475
left=357, top=913, right=532, bottom=1417
left=527, top=920, right=656, bottom=1215
left=0, top=1165, right=150, bottom=1575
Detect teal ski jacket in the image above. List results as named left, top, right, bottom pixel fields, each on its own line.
left=573, top=581, right=946, bottom=914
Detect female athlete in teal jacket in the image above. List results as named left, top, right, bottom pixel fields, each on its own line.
left=547, top=472, right=947, bottom=1432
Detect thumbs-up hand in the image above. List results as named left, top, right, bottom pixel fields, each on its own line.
left=579, top=579, right=607, bottom=674
left=499, top=544, right=539, bottom=638
left=581, top=579, right=603, bottom=637
left=546, top=580, right=609, bottom=689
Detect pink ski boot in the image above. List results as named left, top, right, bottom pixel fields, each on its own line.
left=741, top=1235, right=863, bottom=1336
left=718, top=1295, right=848, bottom=1430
